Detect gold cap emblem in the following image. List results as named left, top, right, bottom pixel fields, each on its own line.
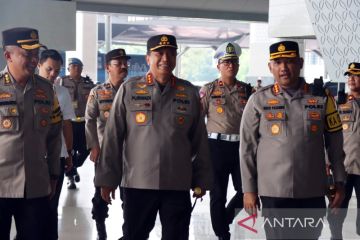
left=350, top=63, right=355, bottom=69
left=278, top=44, right=286, bottom=52
left=30, top=31, right=37, bottom=39
left=226, top=43, right=235, bottom=54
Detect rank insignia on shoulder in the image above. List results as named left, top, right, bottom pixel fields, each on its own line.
left=342, top=123, right=349, bottom=130
left=104, top=111, right=110, bottom=119
left=4, top=73, right=11, bottom=85
left=216, top=106, right=224, bottom=114
left=135, top=112, right=147, bottom=123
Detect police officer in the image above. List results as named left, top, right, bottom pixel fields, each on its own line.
left=328, top=62, right=360, bottom=239
left=60, top=57, right=95, bottom=189
left=38, top=49, right=75, bottom=240
left=240, top=41, right=346, bottom=239
left=200, top=42, right=252, bottom=240
left=95, top=34, right=212, bottom=240
left=0, top=27, right=62, bottom=239
left=85, top=48, right=130, bottom=240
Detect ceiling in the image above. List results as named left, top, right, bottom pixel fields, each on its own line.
left=77, top=0, right=269, bottom=21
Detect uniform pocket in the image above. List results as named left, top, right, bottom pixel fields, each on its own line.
left=129, top=101, right=152, bottom=126
left=304, top=110, right=324, bottom=136
left=263, top=110, right=286, bottom=137
left=34, top=103, right=51, bottom=131
left=0, top=105, right=19, bottom=132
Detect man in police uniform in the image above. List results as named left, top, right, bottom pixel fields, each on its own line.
left=240, top=41, right=346, bottom=239
left=60, top=57, right=95, bottom=189
left=328, top=62, right=360, bottom=239
left=0, top=27, right=62, bottom=239
left=200, top=41, right=252, bottom=240
left=85, top=48, right=130, bottom=240
left=95, top=34, right=212, bottom=240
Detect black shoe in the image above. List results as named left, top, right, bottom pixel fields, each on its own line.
left=74, top=173, right=80, bottom=182
left=67, top=179, right=77, bottom=190
left=74, top=169, right=80, bottom=182
left=96, top=221, right=107, bottom=240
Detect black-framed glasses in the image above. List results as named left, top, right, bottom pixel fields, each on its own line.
left=219, top=59, right=239, bottom=67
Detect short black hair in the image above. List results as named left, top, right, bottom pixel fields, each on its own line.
left=39, top=49, right=63, bottom=65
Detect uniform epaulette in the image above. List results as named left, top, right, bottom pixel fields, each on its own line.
left=309, top=83, right=326, bottom=97
left=103, top=82, right=111, bottom=89
left=35, top=74, right=53, bottom=88
left=83, top=75, right=94, bottom=84
left=252, top=84, right=273, bottom=96
left=127, top=76, right=143, bottom=83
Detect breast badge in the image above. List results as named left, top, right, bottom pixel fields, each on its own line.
left=177, top=116, right=185, bottom=125
left=342, top=123, right=349, bottom=130
left=271, top=123, right=280, bottom=135
left=135, top=112, right=147, bottom=123
left=1, top=118, right=12, bottom=129
left=310, top=124, right=318, bottom=132
left=216, top=106, right=224, bottom=114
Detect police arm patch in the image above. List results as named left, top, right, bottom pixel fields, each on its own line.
left=51, top=94, right=63, bottom=124
left=325, top=94, right=342, bottom=132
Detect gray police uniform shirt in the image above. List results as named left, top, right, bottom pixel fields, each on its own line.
left=338, top=95, right=360, bottom=175
left=240, top=79, right=346, bottom=198
left=95, top=73, right=212, bottom=191
left=200, top=79, right=252, bottom=134
left=60, top=75, right=95, bottom=119
left=85, top=82, right=118, bottom=149
left=0, top=69, right=62, bottom=198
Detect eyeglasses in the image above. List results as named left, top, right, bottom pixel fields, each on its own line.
left=219, top=59, right=239, bottom=67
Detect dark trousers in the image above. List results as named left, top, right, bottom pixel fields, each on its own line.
left=92, top=187, right=109, bottom=221
left=92, top=164, right=109, bottom=222
left=67, top=121, right=89, bottom=178
left=209, top=139, right=243, bottom=238
left=0, top=197, right=50, bottom=240
left=47, top=158, right=66, bottom=240
left=122, top=188, right=191, bottom=240
left=327, top=174, right=360, bottom=239
left=260, top=196, right=326, bottom=240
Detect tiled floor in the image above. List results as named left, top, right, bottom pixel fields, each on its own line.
left=9, top=159, right=360, bottom=239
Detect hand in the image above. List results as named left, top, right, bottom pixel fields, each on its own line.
left=90, top=146, right=100, bottom=163
left=329, top=183, right=345, bottom=214
left=64, top=155, right=73, bottom=173
left=244, top=192, right=260, bottom=217
left=192, top=187, right=206, bottom=198
left=101, top=186, right=116, bottom=204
